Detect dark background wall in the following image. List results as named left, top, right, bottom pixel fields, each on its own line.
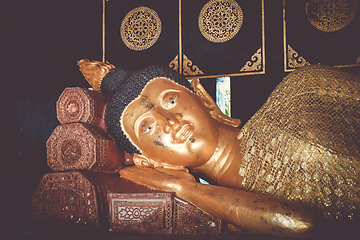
left=1, top=0, right=359, bottom=235
left=2, top=0, right=103, bottom=233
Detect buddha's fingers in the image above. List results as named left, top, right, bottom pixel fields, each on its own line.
left=119, top=166, right=187, bottom=193
left=119, top=166, right=153, bottom=184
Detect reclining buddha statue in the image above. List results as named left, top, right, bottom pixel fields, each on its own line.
left=78, top=59, right=359, bottom=238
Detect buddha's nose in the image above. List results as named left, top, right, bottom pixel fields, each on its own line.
left=165, top=113, right=182, bottom=125
left=153, top=107, right=182, bottom=133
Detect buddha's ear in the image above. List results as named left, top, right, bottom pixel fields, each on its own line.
left=190, top=79, right=241, bottom=128
left=133, top=154, right=189, bottom=172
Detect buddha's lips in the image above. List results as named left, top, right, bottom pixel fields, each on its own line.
left=172, top=123, right=192, bottom=144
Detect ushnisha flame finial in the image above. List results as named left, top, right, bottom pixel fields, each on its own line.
left=77, top=59, right=116, bottom=92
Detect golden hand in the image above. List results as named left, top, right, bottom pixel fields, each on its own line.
left=120, top=165, right=314, bottom=238
left=119, top=166, right=195, bottom=194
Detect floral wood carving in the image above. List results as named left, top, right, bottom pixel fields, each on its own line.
left=240, top=48, right=263, bottom=72
left=199, top=0, right=243, bottom=43
left=305, top=0, right=357, bottom=32
left=169, top=55, right=204, bottom=76
left=287, top=45, right=311, bottom=70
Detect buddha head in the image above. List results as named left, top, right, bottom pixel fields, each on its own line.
left=78, top=60, right=240, bottom=170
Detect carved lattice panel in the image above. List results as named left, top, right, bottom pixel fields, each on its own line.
left=283, top=0, right=360, bottom=72
left=105, top=0, right=179, bottom=70
left=181, top=0, right=265, bottom=78
left=108, top=192, right=173, bottom=234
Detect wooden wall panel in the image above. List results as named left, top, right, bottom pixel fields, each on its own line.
left=284, top=0, right=360, bottom=72
left=105, top=0, right=179, bottom=70
left=103, top=0, right=360, bottom=125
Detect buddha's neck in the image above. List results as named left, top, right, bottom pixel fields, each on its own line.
left=191, top=124, right=243, bottom=189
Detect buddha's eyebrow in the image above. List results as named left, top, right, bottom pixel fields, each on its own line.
left=139, top=96, right=154, bottom=110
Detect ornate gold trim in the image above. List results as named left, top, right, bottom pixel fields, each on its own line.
left=240, top=48, right=262, bottom=72
left=283, top=1, right=310, bottom=72
left=103, top=0, right=265, bottom=78
left=283, top=0, right=358, bottom=71
left=102, top=0, right=106, bottom=62
left=333, top=63, right=360, bottom=68
left=169, top=55, right=180, bottom=72
left=179, top=0, right=183, bottom=74
left=287, top=45, right=311, bottom=70
left=185, top=71, right=264, bottom=80
left=169, top=55, right=204, bottom=76
left=120, top=6, right=162, bottom=51
left=189, top=0, right=265, bottom=79
left=182, top=55, right=204, bottom=76
left=283, top=0, right=289, bottom=72
left=198, top=0, right=243, bottom=43
left=261, top=0, right=265, bottom=75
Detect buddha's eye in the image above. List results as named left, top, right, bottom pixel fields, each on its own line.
left=140, top=120, right=154, bottom=135
left=162, top=92, right=178, bottom=109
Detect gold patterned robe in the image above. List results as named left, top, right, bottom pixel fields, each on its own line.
left=238, top=65, right=360, bottom=221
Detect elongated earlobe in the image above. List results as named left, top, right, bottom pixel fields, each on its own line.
left=190, top=79, right=241, bottom=127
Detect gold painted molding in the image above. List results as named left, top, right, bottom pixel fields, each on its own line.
left=283, top=1, right=310, bottom=72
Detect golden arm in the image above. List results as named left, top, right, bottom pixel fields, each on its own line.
left=120, top=166, right=314, bottom=238
left=177, top=179, right=314, bottom=238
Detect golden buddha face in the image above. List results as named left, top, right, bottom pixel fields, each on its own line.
left=121, top=77, right=219, bottom=167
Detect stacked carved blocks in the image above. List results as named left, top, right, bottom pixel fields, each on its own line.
left=32, top=87, right=223, bottom=234
left=47, top=87, right=126, bottom=172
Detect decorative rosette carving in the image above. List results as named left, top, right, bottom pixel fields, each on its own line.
left=121, top=7, right=162, bottom=51
left=199, top=0, right=243, bottom=43
left=46, top=123, right=107, bottom=171
left=306, top=0, right=357, bottom=32
left=57, top=87, right=96, bottom=125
